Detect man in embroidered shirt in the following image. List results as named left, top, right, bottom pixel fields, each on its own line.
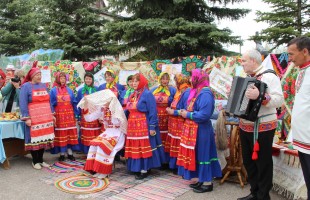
left=288, top=36, right=310, bottom=200
left=237, top=49, right=284, bottom=200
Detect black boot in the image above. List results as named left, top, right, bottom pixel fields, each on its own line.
left=58, top=155, right=65, bottom=161
left=237, top=193, right=257, bottom=200
left=189, top=182, right=203, bottom=189
left=135, top=173, right=148, bottom=180
left=68, top=154, right=76, bottom=161
left=193, top=183, right=213, bottom=193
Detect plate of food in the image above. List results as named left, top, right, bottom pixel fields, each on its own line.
left=0, top=112, right=20, bottom=122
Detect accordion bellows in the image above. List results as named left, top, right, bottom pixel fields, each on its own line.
left=226, top=76, right=267, bottom=122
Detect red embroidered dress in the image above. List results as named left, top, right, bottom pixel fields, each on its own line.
left=53, top=88, right=78, bottom=149
left=153, top=92, right=169, bottom=147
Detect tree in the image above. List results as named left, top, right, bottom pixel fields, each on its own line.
left=104, top=0, right=250, bottom=59
left=0, top=0, right=41, bottom=56
left=38, top=0, right=110, bottom=61
left=252, top=0, right=310, bottom=50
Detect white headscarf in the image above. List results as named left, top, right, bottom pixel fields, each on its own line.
left=77, top=89, right=127, bottom=134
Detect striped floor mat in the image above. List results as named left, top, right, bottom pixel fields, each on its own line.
left=44, top=158, right=86, bottom=173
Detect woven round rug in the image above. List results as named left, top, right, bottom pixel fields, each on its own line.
left=55, top=174, right=109, bottom=194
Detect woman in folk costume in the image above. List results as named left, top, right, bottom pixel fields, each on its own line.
left=98, top=70, right=125, bottom=101
left=76, top=72, right=101, bottom=154
left=165, top=74, right=191, bottom=172
left=177, top=69, right=222, bottom=193
left=151, top=72, right=176, bottom=163
left=78, top=89, right=127, bottom=179
left=120, top=75, right=134, bottom=118
left=125, top=73, right=165, bottom=180
left=19, top=61, right=55, bottom=170
left=50, top=72, right=79, bottom=161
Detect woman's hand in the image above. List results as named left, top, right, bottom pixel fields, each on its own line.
left=53, top=116, right=57, bottom=126
left=150, top=130, right=156, bottom=136
left=166, top=107, right=174, bottom=115
left=25, top=119, right=31, bottom=126
left=180, top=109, right=187, bottom=118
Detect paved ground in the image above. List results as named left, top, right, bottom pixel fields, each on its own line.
left=0, top=153, right=288, bottom=200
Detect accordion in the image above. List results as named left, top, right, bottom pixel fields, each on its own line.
left=226, top=76, right=267, bottom=122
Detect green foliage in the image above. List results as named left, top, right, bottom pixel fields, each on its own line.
left=105, top=0, right=249, bottom=59
left=252, top=0, right=310, bottom=49
left=38, top=0, right=108, bottom=61
left=0, top=0, right=41, bottom=56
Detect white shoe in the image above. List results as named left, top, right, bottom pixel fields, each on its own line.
left=32, top=163, right=42, bottom=170
left=97, top=174, right=107, bottom=179
left=39, top=162, right=51, bottom=168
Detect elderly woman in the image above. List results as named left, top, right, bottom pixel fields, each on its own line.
left=99, top=70, right=125, bottom=100
left=78, top=90, right=127, bottom=179
left=165, top=74, right=191, bottom=172
left=19, top=61, right=55, bottom=170
left=151, top=72, right=176, bottom=164
left=76, top=72, right=101, bottom=154
left=50, top=72, right=79, bottom=161
left=0, top=69, right=25, bottom=113
left=125, top=73, right=165, bottom=180
left=177, top=69, right=222, bottom=193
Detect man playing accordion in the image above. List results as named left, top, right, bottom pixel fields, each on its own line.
left=236, top=50, right=284, bottom=200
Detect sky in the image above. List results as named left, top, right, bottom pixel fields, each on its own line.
left=215, top=1, right=272, bottom=53
left=104, top=0, right=273, bottom=54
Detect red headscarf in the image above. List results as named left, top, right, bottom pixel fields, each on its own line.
left=22, top=61, right=40, bottom=85
left=136, top=73, right=148, bottom=90
left=0, top=69, right=6, bottom=89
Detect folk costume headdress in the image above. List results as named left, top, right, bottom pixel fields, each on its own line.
left=22, top=61, right=40, bottom=85
left=82, top=72, right=97, bottom=95
left=105, top=69, right=119, bottom=89
left=152, top=72, right=170, bottom=96
left=123, top=75, right=134, bottom=99
left=53, top=72, right=67, bottom=88
left=187, top=69, right=210, bottom=105
left=174, top=73, right=191, bottom=100
left=77, top=89, right=128, bottom=134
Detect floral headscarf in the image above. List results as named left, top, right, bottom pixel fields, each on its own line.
left=152, top=72, right=170, bottom=96
left=174, top=74, right=191, bottom=100
left=53, top=72, right=67, bottom=88
left=187, top=69, right=210, bottom=105
left=105, top=69, right=119, bottom=89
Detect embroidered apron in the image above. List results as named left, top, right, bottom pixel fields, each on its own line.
left=125, top=92, right=152, bottom=159
left=28, top=87, right=54, bottom=144
left=166, top=96, right=185, bottom=157
left=177, top=92, right=199, bottom=171
left=154, top=92, right=169, bottom=147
